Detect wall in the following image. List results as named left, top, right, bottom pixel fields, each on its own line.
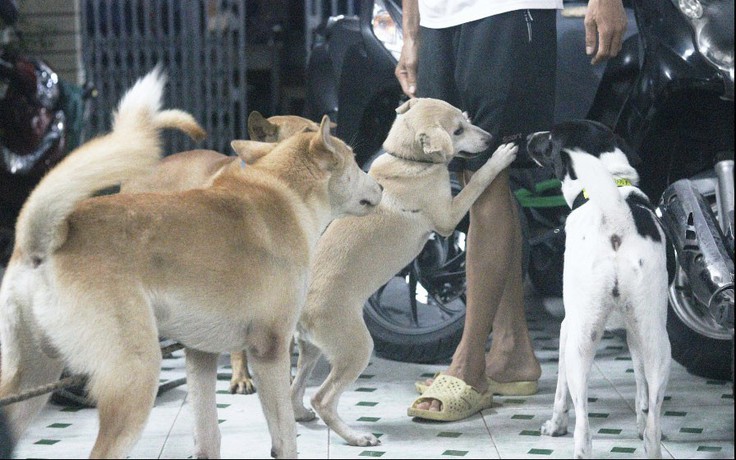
left=16, top=0, right=83, bottom=84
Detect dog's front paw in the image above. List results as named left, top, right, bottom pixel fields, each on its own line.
left=229, top=377, right=256, bottom=395
left=541, top=419, right=568, bottom=437
left=489, top=143, right=518, bottom=170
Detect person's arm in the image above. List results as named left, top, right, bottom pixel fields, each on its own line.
left=584, top=0, right=627, bottom=64
left=395, top=0, right=420, bottom=97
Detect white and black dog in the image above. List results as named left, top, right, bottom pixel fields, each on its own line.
left=526, top=120, right=671, bottom=459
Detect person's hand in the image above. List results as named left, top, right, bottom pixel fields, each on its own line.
left=395, top=36, right=418, bottom=98
left=584, top=0, right=627, bottom=65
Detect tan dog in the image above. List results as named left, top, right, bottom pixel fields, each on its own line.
left=290, top=98, right=518, bottom=446
left=121, top=112, right=326, bottom=395
left=0, top=69, right=382, bottom=458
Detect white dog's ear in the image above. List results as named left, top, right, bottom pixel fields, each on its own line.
left=416, top=126, right=452, bottom=161
left=230, top=140, right=276, bottom=163
left=395, top=98, right=419, bottom=114
left=247, top=111, right=278, bottom=142
left=309, top=115, right=342, bottom=170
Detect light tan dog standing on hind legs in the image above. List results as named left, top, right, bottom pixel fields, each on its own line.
left=122, top=111, right=334, bottom=395
left=0, top=68, right=382, bottom=458
left=290, top=98, right=518, bottom=445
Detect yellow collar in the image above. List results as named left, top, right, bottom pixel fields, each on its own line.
left=582, top=178, right=633, bottom=199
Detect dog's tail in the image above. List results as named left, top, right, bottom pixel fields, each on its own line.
left=567, top=150, right=637, bottom=223
left=14, top=67, right=204, bottom=263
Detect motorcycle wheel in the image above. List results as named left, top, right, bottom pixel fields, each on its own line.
left=363, top=173, right=530, bottom=363
left=667, top=263, right=733, bottom=381
left=664, top=170, right=734, bottom=382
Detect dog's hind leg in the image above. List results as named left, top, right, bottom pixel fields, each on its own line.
left=628, top=314, right=670, bottom=459
left=85, top=311, right=161, bottom=458
left=185, top=348, right=222, bottom=458
left=291, top=333, right=321, bottom=421
left=541, top=318, right=570, bottom=437
left=626, top=330, right=649, bottom=440
left=0, top=297, right=64, bottom=441
left=565, top=315, right=606, bottom=459
left=248, top=336, right=297, bottom=459
left=310, top=321, right=379, bottom=447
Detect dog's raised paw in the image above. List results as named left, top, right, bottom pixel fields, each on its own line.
left=540, top=419, right=568, bottom=437
left=491, top=143, right=518, bottom=169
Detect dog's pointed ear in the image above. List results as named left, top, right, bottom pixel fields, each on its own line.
left=231, top=140, right=277, bottom=163
left=395, top=98, right=419, bottom=114
left=416, top=125, right=452, bottom=161
left=248, top=111, right=278, bottom=142
left=309, top=115, right=342, bottom=171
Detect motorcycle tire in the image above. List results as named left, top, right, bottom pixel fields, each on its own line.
left=363, top=177, right=531, bottom=364
left=667, top=303, right=733, bottom=381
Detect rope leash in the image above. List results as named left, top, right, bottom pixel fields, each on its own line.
left=0, top=341, right=187, bottom=408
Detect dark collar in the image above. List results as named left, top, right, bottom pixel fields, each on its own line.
left=386, top=151, right=441, bottom=164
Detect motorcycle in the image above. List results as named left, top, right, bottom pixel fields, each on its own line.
left=305, top=0, right=734, bottom=380
left=0, top=0, right=93, bottom=269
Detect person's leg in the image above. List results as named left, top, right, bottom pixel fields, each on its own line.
left=413, top=9, right=556, bottom=413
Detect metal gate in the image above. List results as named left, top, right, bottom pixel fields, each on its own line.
left=81, top=0, right=247, bottom=154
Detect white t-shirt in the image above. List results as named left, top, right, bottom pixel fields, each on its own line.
left=419, top=0, right=564, bottom=29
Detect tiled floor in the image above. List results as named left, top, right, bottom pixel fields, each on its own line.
left=9, top=284, right=735, bottom=459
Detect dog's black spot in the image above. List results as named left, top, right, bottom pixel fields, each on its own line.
left=610, top=234, right=622, bottom=251
left=626, top=194, right=662, bottom=242
left=591, top=331, right=598, bottom=342
left=642, top=408, right=649, bottom=414
left=612, top=279, right=620, bottom=298
left=31, top=256, right=43, bottom=268
left=551, top=120, right=619, bottom=159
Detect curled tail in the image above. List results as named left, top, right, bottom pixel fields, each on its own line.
left=567, top=150, right=639, bottom=225
left=14, top=67, right=205, bottom=262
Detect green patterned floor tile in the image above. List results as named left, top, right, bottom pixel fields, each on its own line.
left=359, top=450, right=385, bottom=457
left=357, top=416, right=380, bottom=422
left=60, top=406, right=85, bottom=412
left=420, top=372, right=436, bottom=378
left=47, top=423, right=71, bottom=428
left=697, top=446, right=722, bottom=452
left=611, top=446, right=636, bottom=453
left=520, top=430, right=541, bottom=436
left=528, top=448, right=553, bottom=455
left=626, top=368, right=634, bottom=373
left=356, top=401, right=378, bottom=407
left=442, top=450, right=468, bottom=456
left=605, top=345, right=624, bottom=350
left=587, top=397, right=598, bottom=402
left=359, top=374, right=375, bottom=379
left=355, top=387, right=377, bottom=392
left=216, top=403, right=230, bottom=409
left=512, top=414, right=534, bottom=420
left=680, top=427, right=703, bottom=434
left=598, top=428, right=622, bottom=434
left=218, top=419, right=225, bottom=424
left=664, top=411, right=686, bottom=417
left=722, top=393, right=733, bottom=399
left=216, top=390, right=230, bottom=394
left=34, top=439, right=60, bottom=445
left=503, top=398, right=527, bottom=404
left=437, top=431, right=462, bottom=438
left=588, top=412, right=609, bottom=418
left=615, top=356, right=632, bottom=360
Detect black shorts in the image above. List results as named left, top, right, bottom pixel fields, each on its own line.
left=416, top=9, right=557, bottom=171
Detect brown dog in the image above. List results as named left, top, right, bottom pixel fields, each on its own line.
left=0, top=69, right=382, bottom=458
left=122, top=111, right=322, bottom=395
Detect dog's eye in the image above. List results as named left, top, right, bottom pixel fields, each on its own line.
left=454, top=127, right=464, bottom=136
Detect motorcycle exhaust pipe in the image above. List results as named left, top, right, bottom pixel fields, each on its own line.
left=657, top=179, right=734, bottom=331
